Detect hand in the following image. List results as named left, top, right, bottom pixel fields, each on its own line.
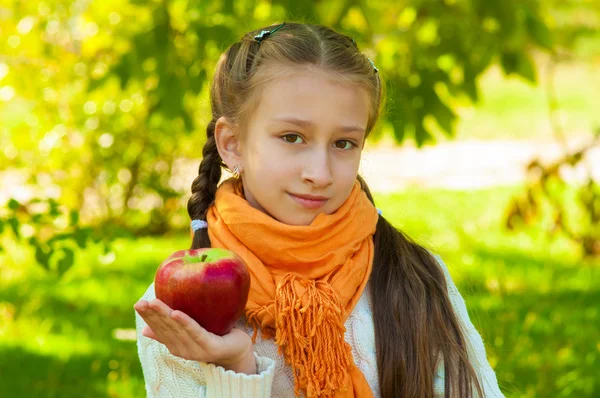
left=134, top=299, right=255, bottom=373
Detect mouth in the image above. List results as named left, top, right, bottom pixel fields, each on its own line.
left=288, top=193, right=328, bottom=209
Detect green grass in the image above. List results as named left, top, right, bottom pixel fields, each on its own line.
left=0, top=185, right=598, bottom=397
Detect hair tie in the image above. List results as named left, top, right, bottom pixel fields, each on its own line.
left=191, top=219, right=208, bottom=232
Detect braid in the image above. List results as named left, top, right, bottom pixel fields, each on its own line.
left=187, top=118, right=223, bottom=249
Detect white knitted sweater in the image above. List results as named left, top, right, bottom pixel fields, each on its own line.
left=135, top=256, right=504, bottom=397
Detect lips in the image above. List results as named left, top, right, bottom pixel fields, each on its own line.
left=288, top=193, right=328, bottom=209
left=290, top=193, right=329, bottom=200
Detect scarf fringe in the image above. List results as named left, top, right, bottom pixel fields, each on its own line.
left=270, top=274, right=354, bottom=397
left=247, top=306, right=276, bottom=343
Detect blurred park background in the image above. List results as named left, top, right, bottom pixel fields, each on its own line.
left=1, top=0, right=599, bottom=397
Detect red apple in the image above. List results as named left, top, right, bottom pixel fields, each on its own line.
left=154, top=248, right=251, bottom=336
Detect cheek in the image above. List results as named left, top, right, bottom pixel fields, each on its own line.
left=246, top=145, right=292, bottom=182
left=337, top=155, right=361, bottom=181
left=338, top=157, right=361, bottom=190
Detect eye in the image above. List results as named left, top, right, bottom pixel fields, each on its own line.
left=334, top=140, right=356, bottom=150
left=282, top=134, right=304, bottom=144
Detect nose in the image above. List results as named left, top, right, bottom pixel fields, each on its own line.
left=301, top=148, right=334, bottom=187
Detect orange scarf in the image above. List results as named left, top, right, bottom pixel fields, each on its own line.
left=206, top=178, right=378, bottom=397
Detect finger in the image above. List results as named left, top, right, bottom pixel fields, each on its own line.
left=148, top=298, right=172, bottom=315
left=143, top=301, right=173, bottom=339
left=141, top=326, right=163, bottom=343
left=147, top=299, right=173, bottom=323
left=133, top=300, right=149, bottom=313
left=170, top=310, right=211, bottom=345
left=135, top=303, right=156, bottom=328
left=145, top=303, right=199, bottom=359
left=160, top=309, right=191, bottom=342
left=148, top=299, right=183, bottom=345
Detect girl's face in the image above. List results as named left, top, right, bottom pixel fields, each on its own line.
left=227, top=67, right=370, bottom=226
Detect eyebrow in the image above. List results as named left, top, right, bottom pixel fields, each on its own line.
left=272, top=117, right=365, bottom=134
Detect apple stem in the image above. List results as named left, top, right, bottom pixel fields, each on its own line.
left=183, top=253, right=209, bottom=264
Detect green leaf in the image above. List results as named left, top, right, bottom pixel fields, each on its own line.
left=35, top=244, right=51, bottom=271
left=87, top=75, right=110, bottom=93
left=69, top=210, right=80, bottom=226
left=434, top=101, right=456, bottom=137
left=501, top=50, right=537, bottom=83
left=74, top=228, right=91, bottom=249
left=414, top=122, right=431, bottom=148
left=151, top=8, right=170, bottom=50
left=188, top=68, right=207, bottom=94
left=7, top=199, right=20, bottom=211
left=114, top=55, right=133, bottom=89
left=182, top=111, right=195, bottom=133
left=0, top=219, right=4, bottom=234
left=462, top=79, right=479, bottom=102
left=48, top=200, right=61, bottom=217
left=516, top=53, right=537, bottom=83
left=500, top=51, right=519, bottom=75
left=392, top=122, right=407, bottom=143
left=526, top=12, right=553, bottom=50
left=47, top=232, right=73, bottom=245
left=160, top=74, right=185, bottom=118
left=8, top=218, right=19, bottom=239
left=56, top=248, right=75, bottom=277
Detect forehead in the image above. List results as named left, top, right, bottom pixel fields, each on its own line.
left=248, top=66, right=370, bottom=130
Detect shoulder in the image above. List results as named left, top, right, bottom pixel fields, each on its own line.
left=428, top=252, right=473, bottom=322
left=429, top=252, right=452, bottom=280
left=429, top=252, right=462, bottom=296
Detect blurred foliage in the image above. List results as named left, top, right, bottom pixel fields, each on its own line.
left=0, top=196, right=130, bottom=275
left=547, top=0, right=600, bottom=61
left=0, top=0, right=596, bottom=273
left=503, top=0, right=600, bottom=258
left=505, top=134, right=600, bottom=257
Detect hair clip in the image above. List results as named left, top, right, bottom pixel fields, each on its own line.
left=350, top=37, right=378, bottom=73
left=368, top=57, right=379, bottom=73
left=254, top=22, right=286, bottom=43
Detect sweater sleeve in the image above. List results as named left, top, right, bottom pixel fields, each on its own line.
left=433, top=255, right=505, bottom=398
left=135, top=283, right=276, bottom=398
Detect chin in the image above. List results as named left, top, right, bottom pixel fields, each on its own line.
left=284, top=218, right=313, bottom=226
left=278, top=214, right=316, bottom=226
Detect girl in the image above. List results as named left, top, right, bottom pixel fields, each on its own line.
left=134, top=22, right=504, bottom=397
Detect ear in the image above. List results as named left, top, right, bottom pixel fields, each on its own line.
left=214, top=116, right=243, bottom=172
